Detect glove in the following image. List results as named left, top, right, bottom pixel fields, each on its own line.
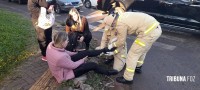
left=105, top=52, right=114, bottom=56
left=108, top=44, right=113, bottom=50
left=110, top=38, right=117, bottom=43
left=78, top=36, right=84, bottom=42
left=95, top=46, right=102, bottom=50
left=108, top=38, right=117, bottom=50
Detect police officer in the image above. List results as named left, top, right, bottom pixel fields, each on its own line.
left=93, top=15, right=127, bottom=72
left=107, top=7, right=162, bottom=84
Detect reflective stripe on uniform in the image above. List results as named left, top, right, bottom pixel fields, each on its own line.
left=118, top=15, right=122, bottom=22
left=144, top=21, right=159, bottom=34
left=126, top=68, right=135, bottom=72
left=114, top=50, right=119, bottom=54
left=121, top=55, right=126, bottom=59
left=135, top=39, right=146, bottom=47
left=113, top=42, right=117, bottom=47
left=137, top=61, right=144, bottom=64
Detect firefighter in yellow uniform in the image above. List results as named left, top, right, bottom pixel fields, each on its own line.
left=94, top=15, right=127, bottom=72
left=107, top=7, right=162, bottom=84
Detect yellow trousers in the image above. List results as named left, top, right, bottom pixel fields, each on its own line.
left=123, top=25, right=162, bottom=81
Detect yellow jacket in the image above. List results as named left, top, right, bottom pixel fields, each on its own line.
left=113, top=12, right=159, bottom=48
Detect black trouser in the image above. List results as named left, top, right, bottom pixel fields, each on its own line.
left=71, top=49, right=110, bottom=77
left=83, top=19, right=92, bottom=50
left=32, top=18, right=52, bottom=56
left=73, top=62, right=110, bottom=77
left=83, top=32, right=92, bottom=50
left=37, top=27, right=52, bottom=56
left=71, top=49, right=104, bottom=61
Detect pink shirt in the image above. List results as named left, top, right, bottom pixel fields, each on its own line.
left=46, top=42, right=84, bottom=83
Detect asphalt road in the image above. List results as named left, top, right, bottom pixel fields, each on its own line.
left=0, top=0, right=200, bottom=90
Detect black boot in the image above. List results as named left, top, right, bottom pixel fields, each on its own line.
left=107, top=69, right=118, bottom=75
left=135, top=66, right=142, bottom=74
left=116, top=76, right=133, bottom=84
left=104, top=58, right=114, bottom=64
left=95, top=66, right=118, bottom=76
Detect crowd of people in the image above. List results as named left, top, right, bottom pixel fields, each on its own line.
left=27, top=0, right=162, bottom=85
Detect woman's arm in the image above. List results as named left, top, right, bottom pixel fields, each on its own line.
left=65, top=25, right=70, bottom=33
left=80, top=16, right=86, bottom=32
left=80, top=16, right=91, bottom=41
left=65, top=50, right=77, bottom=56
left=57, top=56, right=84, bottom=69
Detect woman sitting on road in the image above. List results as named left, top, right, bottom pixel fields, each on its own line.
left=65, top=8, right=92, bottom=51
left=46, top=32, right=118, bottom=83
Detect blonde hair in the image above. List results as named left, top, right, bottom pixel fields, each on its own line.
left=69, top=8, right=82, bottom=31
left=53, top=32, right=68, bottom=45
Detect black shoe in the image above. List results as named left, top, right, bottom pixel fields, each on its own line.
left=135, top=66, right=142, bottom=74
left=103, top=47, right=117, bottom=53
left=116, top=76, right=133, bottom=84
left=107, top=69, right=118, bottom=75
left=104, top=58, right=114, bottom=64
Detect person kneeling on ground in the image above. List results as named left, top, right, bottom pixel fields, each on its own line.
left=46, top=32, right=118, bottom=83
left=65, top=8, right=92, bottom=52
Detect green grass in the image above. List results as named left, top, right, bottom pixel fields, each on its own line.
left=61, top=68, right=107, bottom=90
left=85, top=72, right=105, bottom=89
left=61, top=62, right=114, bottom=90
left=0, top=9, right=37, bottom=80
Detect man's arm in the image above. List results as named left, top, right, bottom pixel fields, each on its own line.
left=100, top=31, right=109, bottom=49
left=112, top=25, right=128, bottom=48
left=93, top=22, right=106, bottom=32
